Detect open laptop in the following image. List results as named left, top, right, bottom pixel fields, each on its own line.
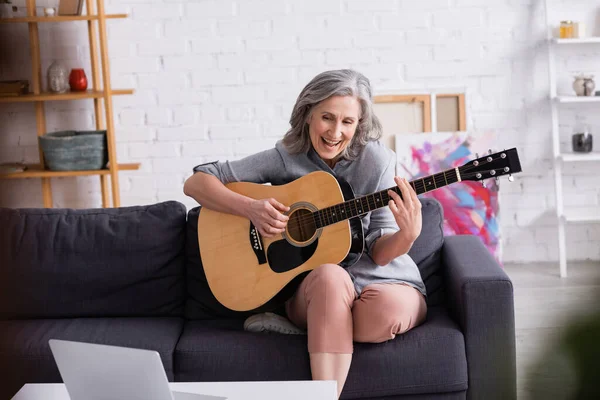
left=48, top=339, right=226, bottom=400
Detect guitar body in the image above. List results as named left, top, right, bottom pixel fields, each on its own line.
left=198, top=171, right=364, bottom=312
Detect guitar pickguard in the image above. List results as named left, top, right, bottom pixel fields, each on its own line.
left=267, top=238, right=319, bottom=272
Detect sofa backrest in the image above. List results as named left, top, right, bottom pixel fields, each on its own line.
left=0, top=201, right=187, bottom=319
left=185, top=197, right=446, bottom=319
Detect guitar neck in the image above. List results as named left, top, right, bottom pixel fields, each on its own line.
left=313, top=167, right=461, bottom=228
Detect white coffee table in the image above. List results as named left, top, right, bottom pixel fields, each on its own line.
left=11, top=381, right=337, bottom=400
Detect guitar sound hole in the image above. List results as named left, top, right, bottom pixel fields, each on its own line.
left=286, top=208, right=317, bottom=243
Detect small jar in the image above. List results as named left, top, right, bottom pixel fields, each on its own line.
left=560, top=21, right=574, bottom=39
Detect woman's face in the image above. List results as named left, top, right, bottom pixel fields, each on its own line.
left=307, top=95, right=361, bottom=167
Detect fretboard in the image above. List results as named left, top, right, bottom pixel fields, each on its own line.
left=313, top=168, right=460, bottom=229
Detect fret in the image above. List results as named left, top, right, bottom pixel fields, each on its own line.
left=411, top=181, right=417, bottom=192
left=377, top=191, right=385, bottom=208
left=414, top=180, right=424, bottom=194
left=382, top=189, right=390, bottom=204
left=368, top=194, right=377, bottom=211
left=350, top=197, right=358, bottom=217
left=443, top=170, right=448, bottom=186
left=361, top=196, right=369, bottom=213
left=432, top=173, right=438, bottom=188
left=355, top=198, right=363, bottom=215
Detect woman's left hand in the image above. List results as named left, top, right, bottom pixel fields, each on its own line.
left=387, top=176, right=422, bottom=244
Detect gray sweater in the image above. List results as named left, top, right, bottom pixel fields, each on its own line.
left=193, top=139, right=426, bottom=298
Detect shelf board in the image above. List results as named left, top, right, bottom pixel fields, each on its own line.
left=0, top=163, right=140, bottom=179
left=561, top=207, right=600, bottom=223
left=555, top=96, right=600, bottom=103
left=559, top=153, right=600, bottom=162
left=0, top=89, right=134, bottom=103
left=0, top=14, right=127, bottom=23
left=552, top=37, right=600, bottom=44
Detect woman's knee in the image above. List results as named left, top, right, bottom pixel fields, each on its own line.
left=306, top=264, right=355, bottom=300
left=353, top=284, right=427, bottom=343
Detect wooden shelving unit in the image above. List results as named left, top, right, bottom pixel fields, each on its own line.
left=0, top=0, right=139, bottom=208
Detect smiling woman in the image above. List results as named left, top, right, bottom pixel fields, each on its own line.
left=183, top=69, right=428, bottom=400
left=305, top=95, right=360, bottom=168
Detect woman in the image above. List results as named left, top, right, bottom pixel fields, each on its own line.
left=183, top=69, right=427, bottom=399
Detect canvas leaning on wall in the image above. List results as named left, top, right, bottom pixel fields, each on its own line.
left=395, top=131, right=502, bottom=263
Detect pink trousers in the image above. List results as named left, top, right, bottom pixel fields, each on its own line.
left=285, top=263, right=427, bottom=354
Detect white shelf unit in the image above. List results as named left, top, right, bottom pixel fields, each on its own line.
left=559, top=153, right=600, bottom=162
left=555, top=96, right=600, bottom=103
left=544, top=1, right=600, bottom=277
left=563, top=207, right=600, bottom=223
left=552, top=37, right=600, bottom=44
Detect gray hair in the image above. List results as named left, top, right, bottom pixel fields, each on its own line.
left=282, top=69, right=382, bottom=160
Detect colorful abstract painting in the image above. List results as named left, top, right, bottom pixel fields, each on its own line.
left=395, top=131, right=502, bottom=264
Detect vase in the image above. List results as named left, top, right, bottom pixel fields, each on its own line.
left=47, top=61, right=69, bottom=93
left=572, top=132, right=593, bottom=153
left=69, top=68, right=88, bottom=91
left=0, top=4, right=12, bottom=18
left=573, top=74, right=596, bottom=96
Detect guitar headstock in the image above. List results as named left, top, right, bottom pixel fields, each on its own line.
left=459, top=148, right=522, bottom=182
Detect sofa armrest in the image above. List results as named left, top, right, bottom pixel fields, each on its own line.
left=442, top=235, right=516, bottom=400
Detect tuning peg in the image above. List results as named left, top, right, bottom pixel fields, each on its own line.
left=495, top=177, right=500, bottom=184
left=481, top=181, right=486, bottom=188
left=508, top=174, right=514, bottom=182
left=475, top=153, right=479, bottom=159
left=488, top=149, right=493, bottom=154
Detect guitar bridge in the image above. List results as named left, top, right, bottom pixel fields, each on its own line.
left=249, top=223, right=267, bottom=265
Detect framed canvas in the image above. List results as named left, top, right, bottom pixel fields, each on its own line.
left=395, top=131, right=502, bottom=263
left=373, top=93, right=466, bottom=151
left=58, top=0, right=84, bottom=15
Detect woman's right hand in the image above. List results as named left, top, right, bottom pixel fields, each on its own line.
left=246, top=198, right=290, bottom=238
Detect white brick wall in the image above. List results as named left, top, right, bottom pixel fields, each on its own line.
left=0, top=0, right=599, bottom=263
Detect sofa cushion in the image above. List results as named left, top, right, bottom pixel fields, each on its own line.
left=174, top=307, right=467, bottom=399
left=409, top=198, right=445, bottom=306
left=0, top=201, right=187, bottom=319
left=0, top=317, right=184, bottom=400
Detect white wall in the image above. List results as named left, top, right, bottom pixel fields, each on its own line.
left=0, top=0, right=599, bottom=263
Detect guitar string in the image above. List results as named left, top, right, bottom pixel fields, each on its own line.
left=282, top=159, right=507, bottom=231
left=283, top=168, right=505, bottom=236
left=283, top=159, right=503, bottom=230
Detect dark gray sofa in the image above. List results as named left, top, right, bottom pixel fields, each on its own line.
left=0, top=199, right=516, bottom=400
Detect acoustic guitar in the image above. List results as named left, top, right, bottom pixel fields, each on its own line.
left=198, top=148, right=522, bottom=312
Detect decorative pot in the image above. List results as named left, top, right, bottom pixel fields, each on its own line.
left=573, top=74, right=596, bottom=96
left=47, top=61, right=69, bottom=93
left=572, top=132, right=593, bottom=153
left=39, top=130, right=108, bottom=171
left=69, top=68, right=88, bottom=91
